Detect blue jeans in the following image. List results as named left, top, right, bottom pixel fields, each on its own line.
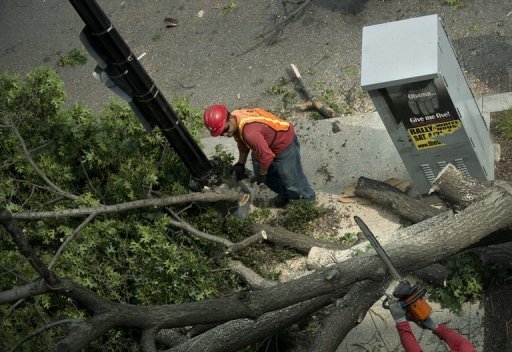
left=252, top=136, right=316, bottom=200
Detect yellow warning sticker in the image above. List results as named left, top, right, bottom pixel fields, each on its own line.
left=407, top=120, right=461, bottom=150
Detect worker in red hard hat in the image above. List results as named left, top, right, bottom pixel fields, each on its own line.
left=203, top=105, right=315, bottom=207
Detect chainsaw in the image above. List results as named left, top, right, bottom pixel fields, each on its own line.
left=354, top=216, right=432, bottom=324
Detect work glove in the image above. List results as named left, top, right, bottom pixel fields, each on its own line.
left=232, top=162, right=246, bottom=180
left=250, top=173, right=267, bottom=185
left=419, top=316, right=438, bottom=331
left=389, top=300, right=407, bottom=324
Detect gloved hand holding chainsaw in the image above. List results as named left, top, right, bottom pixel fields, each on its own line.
left=389, top=299, right=437, bottom=330
left=389, top=298, right=476, bottom=352
left=354, top=216, right=476, bottom=352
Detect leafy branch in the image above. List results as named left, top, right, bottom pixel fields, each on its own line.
left=5, top=115, right=80, bottom=201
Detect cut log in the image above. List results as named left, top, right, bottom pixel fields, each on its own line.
left=429, top=164, right=493, bottom=208
left=354, top=176, right=444, bottom=223
left=250, top=223, right=356, bottom=254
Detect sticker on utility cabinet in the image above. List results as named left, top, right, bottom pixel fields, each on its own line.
left=383, top=77, right=461, bottom=150
left=408, top=118, right=461, bottom=150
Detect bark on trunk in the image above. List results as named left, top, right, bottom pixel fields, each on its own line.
left=166, top=290, right=348, bottom=352
left=308, top=279, right=387, bottom=352
left=251, top=223, right=356, bottom=254
left=354, top=171, right=512, bottom=269
left=429, top=164, right=493, bottom=208
left=355, top=176, right=444, bottom=222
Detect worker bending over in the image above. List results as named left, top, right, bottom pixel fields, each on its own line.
left=203, top=105, right=315, bottom=207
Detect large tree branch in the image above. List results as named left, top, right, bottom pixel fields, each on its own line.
left=4, top=191, right=240, bottom=220
left=140, top=327, right=158, bottom=352
left=54, top=312, right=119, bottom=352
left=167, top=207, right=234, bottom=247
left=0, top=279, right=50, bottom=305
left=0, top=208, right=59, bottom=286
left=166, top=209, right=358, bottom=256
left=250, top=223, right=355, bottom=254
left=226, top=259, right=277, bottom=289
left=166, top=289, right=349, bottom=352
left=308, top=279, right=387, bottom=352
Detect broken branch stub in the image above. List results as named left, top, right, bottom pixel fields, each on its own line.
left=290, top=63, right=335, bottom=119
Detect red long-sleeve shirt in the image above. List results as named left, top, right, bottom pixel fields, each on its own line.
left=235, top=122, right=294, bottom=174
left=396, top=321, right=477, bottom=352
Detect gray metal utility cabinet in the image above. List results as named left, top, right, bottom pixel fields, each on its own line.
left=361, top=14, right=494, bottom=194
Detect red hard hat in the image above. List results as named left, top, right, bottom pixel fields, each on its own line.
left=203, top=104, right=228, bottom=136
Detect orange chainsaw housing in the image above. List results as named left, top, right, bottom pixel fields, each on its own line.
left=405, top=293, right=432, bottom=323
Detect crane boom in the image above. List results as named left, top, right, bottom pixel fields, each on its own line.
left=68, top=0, right=214, bottom=190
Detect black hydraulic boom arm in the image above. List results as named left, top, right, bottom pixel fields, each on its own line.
left=68, top=0, right=214, bottom=190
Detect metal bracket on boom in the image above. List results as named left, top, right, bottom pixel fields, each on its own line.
left=70, top=0, right=215, bottom=190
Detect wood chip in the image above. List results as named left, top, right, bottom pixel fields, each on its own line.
left=341, top=185, right=356, bottom=197
left=164, top=17, right=178, bottom=27
left=338, top=196, right=371, bottom=205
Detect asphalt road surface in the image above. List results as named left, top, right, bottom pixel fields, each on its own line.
left=1, top=0, right=511, bottom=114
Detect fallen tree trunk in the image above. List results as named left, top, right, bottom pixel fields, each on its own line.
left=354, top=170, right=512, bottom=267
left=354, top=176, right=444, bottom=222
left=166, top=289, right=349, bottom=352
left=308, top=279, right=387, bottom=352
left=249, top=223, right=451, bottom=285
left=2, top=166, right=511, bottom=351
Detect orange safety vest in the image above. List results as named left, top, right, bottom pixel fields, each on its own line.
left=232, top=109, right=291, bottom=147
